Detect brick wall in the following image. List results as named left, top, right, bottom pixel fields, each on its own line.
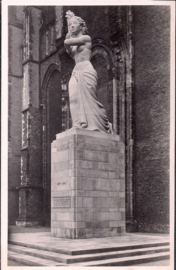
left=132, top=6, right=170, bottom=233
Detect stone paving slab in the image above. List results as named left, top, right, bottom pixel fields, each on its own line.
left=9, top=232, right=169, bottom=252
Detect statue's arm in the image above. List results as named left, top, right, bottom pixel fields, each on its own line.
left=64, top=35, right=91, bottom=46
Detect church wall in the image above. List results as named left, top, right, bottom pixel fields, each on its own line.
left=8, top=5, right=170, bottom=231
left=28, top=7, right=42, bottom=62
left=8, top=25, right=23, bottom=76
left=132, top=6, right=170, bottom=233
left=8, top=76, right=22, bottom=224
left=8, top=7, right=24, bottom=224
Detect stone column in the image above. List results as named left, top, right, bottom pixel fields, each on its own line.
left=51, top=128, right=125, bottom=238
left=16, top=7, right=42, bottom=226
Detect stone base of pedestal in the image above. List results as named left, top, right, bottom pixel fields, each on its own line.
left=51, top=128, right=125, bottom=239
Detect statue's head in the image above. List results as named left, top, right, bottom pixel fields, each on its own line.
left=66, top=10, right=88, bottom=37
left=70, top=16, right=88, bottom=35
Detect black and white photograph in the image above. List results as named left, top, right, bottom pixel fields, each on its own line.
left=1, top=0, right=175, bottom=269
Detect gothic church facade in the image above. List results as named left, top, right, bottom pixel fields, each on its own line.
left=8, top=5, right=170, bottom=233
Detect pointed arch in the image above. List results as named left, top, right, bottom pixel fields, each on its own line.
left=41, top=63, right=62, bottom=225
left=42, top=63, right=61, bottom=98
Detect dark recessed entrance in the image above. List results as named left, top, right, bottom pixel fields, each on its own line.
left=42, top=69, right=62, bottom=226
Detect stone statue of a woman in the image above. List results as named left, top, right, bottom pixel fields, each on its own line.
left=64, top=11, right=113, bottom=134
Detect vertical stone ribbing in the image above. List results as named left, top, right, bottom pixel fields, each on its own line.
left=125, top=6, right=134, bottom=231
left=8, top=6, right=24, bottom=225
left=17, top=6, right=43, bottom=226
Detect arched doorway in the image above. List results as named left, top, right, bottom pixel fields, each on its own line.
left=91, top=44, right=114, bottom=126
left=42, top=66, right=62, bottom=225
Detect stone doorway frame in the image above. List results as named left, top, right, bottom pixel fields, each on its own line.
left=41, top=63, right=61, bottom=225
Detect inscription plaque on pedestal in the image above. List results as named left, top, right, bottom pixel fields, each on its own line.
left=53, top=197, right=71, bottom=208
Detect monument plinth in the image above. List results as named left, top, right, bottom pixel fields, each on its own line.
left=51, top=128, right=125, bottom=239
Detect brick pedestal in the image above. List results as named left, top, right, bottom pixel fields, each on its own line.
left=51, top=127, right=125, bottom=239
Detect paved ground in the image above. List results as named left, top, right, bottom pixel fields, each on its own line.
left=9, top=230, right=170, bottom=253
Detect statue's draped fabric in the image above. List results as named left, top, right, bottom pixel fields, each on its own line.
left=68, top=61, right=112, bottom=133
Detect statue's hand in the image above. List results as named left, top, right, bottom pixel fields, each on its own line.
left=66, top=33, right=71, bottom=40
left=65, top=10, right=75, bottom=21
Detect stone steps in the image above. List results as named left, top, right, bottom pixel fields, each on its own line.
left=9, top=244, right=169, bottom=264
left=8, top=251, right=67, bottom=266
left=8, top=241, right=170, bottom=266
left=72, top=252, right=170, bottom=266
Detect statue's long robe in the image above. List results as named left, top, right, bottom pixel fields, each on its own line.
left=68, top=61, right=112, bottom=133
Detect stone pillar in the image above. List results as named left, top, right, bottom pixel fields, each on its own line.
left=16, top=7, right=42, bottom=226
left=51, top=128, right=125, bottom=238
